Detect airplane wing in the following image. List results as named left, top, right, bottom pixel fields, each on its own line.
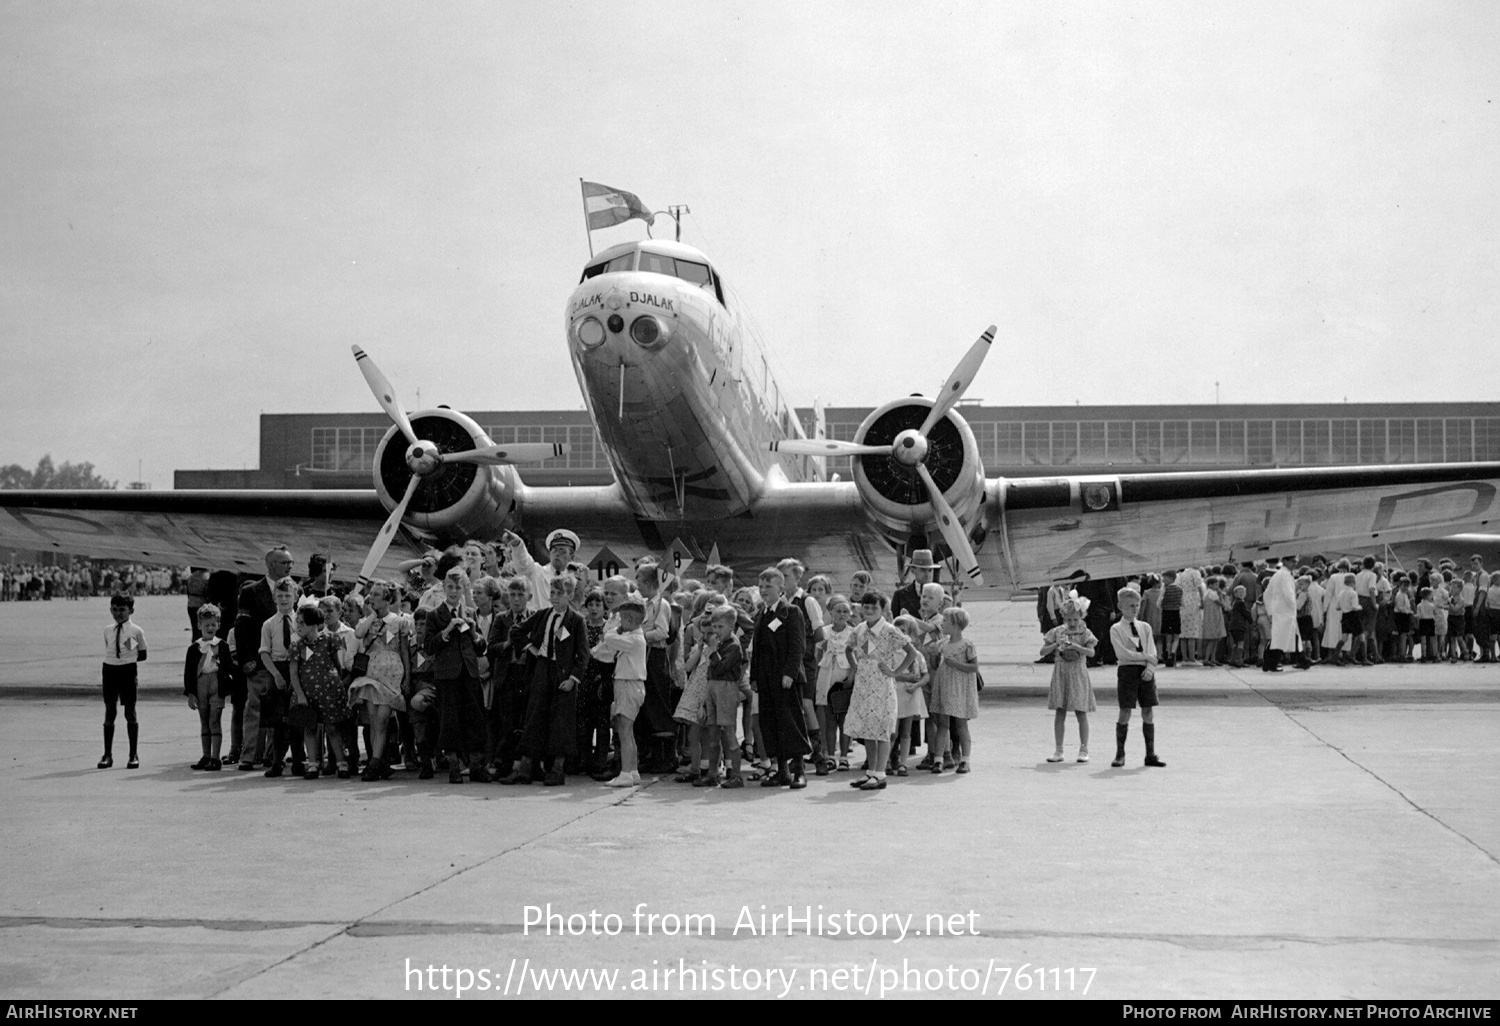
left=998, top=461, right=1500, bottom=586
left=0, top=490, right=399, bottom=575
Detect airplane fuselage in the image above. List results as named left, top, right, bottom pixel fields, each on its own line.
left=564, top=239, right=815, bottom=523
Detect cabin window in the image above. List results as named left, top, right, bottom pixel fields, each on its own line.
left=639, top=252, right=716, bottom=291
left=580, top=252, right=635, bottom=281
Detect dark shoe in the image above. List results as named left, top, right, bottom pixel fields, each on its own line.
left=224, top=750, right=241, bottom=766
left=361, top=760, right=381, bottom=782
left=97, top=755, right=112, bottom=769
left=915, top=755, right=936, bottom=771
left=673, top=772, right=697, bottom=783
left=206, top=758, right=222, bottom=771
left=1145, top=754, right=1166, bottom=767
left=290, top=763, right=306, bottom=777
left=788, top=775, right=807, bottom=790
left=719, top=775, right=744, bottom=789
left=336, top=767, right=351, bottom=779
left=449, top=766, right=465, bottom=784
left=303, top=768, right=320, bottom=780
left=1111, top=752, right=1126, bottom=768
left=692, top=775, right=719, bottom=788
left=469, top=766, right=492, bottom=784
left=126, top=755, right=139, bottom=769
left=543, top=771, right=565, bottom=786
left=418, top=762, right=435, bottom=780
left=760, top=774, right=785, bottom=788
left=849, top=775, right=874, bottom=788
left=814, top=760, right=830, bottom=777
left=498, top=770, right=529, bottom=785
left=264, top=763, right=284, bottom=778
left=190, top=757, right=211, bottom=771
left=857, top=777, right=887, bottom=790
left=942, top=753, right=956, bottom=770
left=238, top=761, right=256, bottom=772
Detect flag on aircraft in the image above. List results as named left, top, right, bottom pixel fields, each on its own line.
left=581, top=181, right=655, bottom=230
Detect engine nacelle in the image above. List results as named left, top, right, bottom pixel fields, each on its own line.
left=371, top=409, right=516, bottom=541
left=851, top=399, right=987, bottom=546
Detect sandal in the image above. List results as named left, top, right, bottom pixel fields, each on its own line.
left=837, top=757, right=850, bottom=771
left=894, top=765, right=909, bottom=777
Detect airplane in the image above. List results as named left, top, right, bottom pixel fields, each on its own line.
left=4, top=222, right=1500, bottom=591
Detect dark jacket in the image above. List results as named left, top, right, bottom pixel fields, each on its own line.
left=486, top=610, right=515, bottom=682
left=422, top=602, right=487, bottom=680
left=707, top=637, right=746, bottom=682
left=514, top=606, right=589, bottom=686
left=233, top=578, right=278, bottom=672
left=183, top=638, right=244, bottom=702
left=891, top=582, right=923, bottom=620
left=749, top=599, right=806, bottom=687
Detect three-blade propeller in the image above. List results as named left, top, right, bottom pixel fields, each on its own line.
left=347, top=345, right=568, bottom=589
left=767, top=325, right=995, bottom=585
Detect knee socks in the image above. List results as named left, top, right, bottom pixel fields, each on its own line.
left=126, top=722, right=138, bottom=759
left=1115, top=722, right=1128, bottom=757
left=1143, top=722, right=1156, bottom=756
left=102, top=722, right=115, bottom=756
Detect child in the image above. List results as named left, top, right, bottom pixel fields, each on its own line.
left=350, top=580, right=409, bottom=781
left=1296, top=577, right=1317, bottom=664
left=488, top=577, right=533, bottom=778
left=698, top=605, right=748, bottom=788
left=591, top=597, right=649, bottom=787
left=504, top=574, right=587, bottom=787
left=815, top=595, right=856, bottom=771
left=843, top=590, right=916, bottom=791
left=1200, top=577, right=1226, bottom=667
left=406, top=607, right=438, bottom=777
left=289, top=605, right=352, bottom=779
left=1416, top=587, right=1437, bottom=662
left=927, top=606, right=979, bottom=773
left=184, top=603, right=236, bottom=770
left=576, top=587, right=612, bottom=776
left=1392, top=575, right=1414, bottom=663
left=1158, top=571, right=1182, bottom=667
left=890, top=614, right=930, bottom=776
left=1041, top=595, right=1096, bottom=763
left=1338, top=573, right=1362, bottom=665
left=1228, top=585, right=1252, bottom=667
left=422, top=568, right=490, bottom=784
left=674, top=592, right=725, bottom=783
left=99, top=593, right=148, bottom=769
left=1110, top=586, right=1164, bottom=768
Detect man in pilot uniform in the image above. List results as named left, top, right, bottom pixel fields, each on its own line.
left=503, top=528, right=580, bottom=612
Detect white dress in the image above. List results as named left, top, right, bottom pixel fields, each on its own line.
left=843, top=619, right=905, bottom=741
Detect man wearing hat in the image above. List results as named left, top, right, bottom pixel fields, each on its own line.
left=503, top=528, right=580, bottom=612
left=891, top=550, right=937, bottom=620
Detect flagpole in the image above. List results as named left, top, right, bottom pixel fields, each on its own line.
left=579, top=178, right=594, bottom=258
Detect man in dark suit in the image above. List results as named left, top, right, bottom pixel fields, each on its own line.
left=890, top=549, right=937, bottom=620
left=422, top=569, right=490, bottom=783
left=501, top=573, right=589, bottom=786
left=233, top=546, right=294, bottom=770
left=750, top=566, right=811, bottom=789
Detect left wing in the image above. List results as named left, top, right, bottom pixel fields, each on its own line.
left=0, top=490, right=397, bottom=575
left=996, top=461, right=1500, bottom=586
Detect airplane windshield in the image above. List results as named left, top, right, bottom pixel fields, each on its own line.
left=580, top=252, right=635, bottom=281
left=639, top=252, right=713, bottom=289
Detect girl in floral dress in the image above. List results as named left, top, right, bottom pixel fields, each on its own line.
left=843, top=591, right=917, bottom=791
left=350, top=580, right=409, bottom=781
left=1041, top=596, right=1097, bottom=763
left=927, top=607, right=980, bottom=774
left=674, top=593, right=725, bottom=782
left=290, top=605, right=352, bottom=779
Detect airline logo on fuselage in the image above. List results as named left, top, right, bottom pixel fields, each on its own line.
left=570, top=289, right=676, bottom=317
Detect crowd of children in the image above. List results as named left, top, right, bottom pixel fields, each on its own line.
left=98, top=538, right=985, bottom=793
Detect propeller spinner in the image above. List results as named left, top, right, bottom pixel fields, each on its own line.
left=347, top=345, right=569, bottom=590
left=767, top=325, right=995, bottom=585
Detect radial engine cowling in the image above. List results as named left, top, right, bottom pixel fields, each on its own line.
left=371, top=409, right=515, bottom=540
left=851, top=399, right=987, bottom=544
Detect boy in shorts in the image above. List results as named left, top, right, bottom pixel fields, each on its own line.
left=99, top=593, right=148, bottom=769
left=697, top=606, right=747, bottom=788
left=591, top=597, right=648, bottom=787
left=1109, top=587, right=1165, bottom=768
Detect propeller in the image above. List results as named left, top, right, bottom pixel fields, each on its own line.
left=767, top=325, right=995, bottom=585
left=347, top=345, right=569, bottom=590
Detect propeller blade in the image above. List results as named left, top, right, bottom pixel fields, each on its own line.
left=767, top=439, right=894, bottom=457
left=441, top=442, right=570, bottom=466
left=353, top=473, right=422, bottom=592
left=915, top=463, right=984, bottom=587
left=918, top=324, right=996, bottom=438
left=351, top=345, right=419, bottom=447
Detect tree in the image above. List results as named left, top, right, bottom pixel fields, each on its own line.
left=0, top=455, right=116, bottom=489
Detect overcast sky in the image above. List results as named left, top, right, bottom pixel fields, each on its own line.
left=2, top=1, right=1497, bottom=488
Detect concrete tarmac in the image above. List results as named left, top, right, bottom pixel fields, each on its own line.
left=1, top=596, right=1497, bottom=1000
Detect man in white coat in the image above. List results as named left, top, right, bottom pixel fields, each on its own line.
left=1262, top=559, right=1307, bottom=672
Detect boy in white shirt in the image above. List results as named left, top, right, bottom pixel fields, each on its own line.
left=99, top=593, right=148, bottom=769
left=1109, top=587, right=1165, bottom=769
left=591, top=598, right=648, bottom=787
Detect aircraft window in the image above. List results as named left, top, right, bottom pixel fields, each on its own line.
left=580, top=252, right=635, bottom=281
left=639, top=252, right=717, bottom=291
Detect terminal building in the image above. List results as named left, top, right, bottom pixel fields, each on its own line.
left=176, top=403, right=1500, bottom=490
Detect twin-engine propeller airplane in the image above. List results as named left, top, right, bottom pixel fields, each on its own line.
left=5, top=221, right=1500, bottom=588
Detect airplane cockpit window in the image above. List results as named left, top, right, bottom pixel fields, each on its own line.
left=579, top=252, right=635, bottom=282
left=640, top=252, right=717, bottom=293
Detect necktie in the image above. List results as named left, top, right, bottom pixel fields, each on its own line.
left=114, top=623, right=122, bottom=658
left=282, top=615, right=291, bottom=655
left=547, top=611, right=560, bottom=659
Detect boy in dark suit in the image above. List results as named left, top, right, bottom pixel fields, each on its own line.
left=750, top=566, right=810, bottom=789
left=501, top=574, right=589, bottom=786
left=421, top=568, right=489, bottom=783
